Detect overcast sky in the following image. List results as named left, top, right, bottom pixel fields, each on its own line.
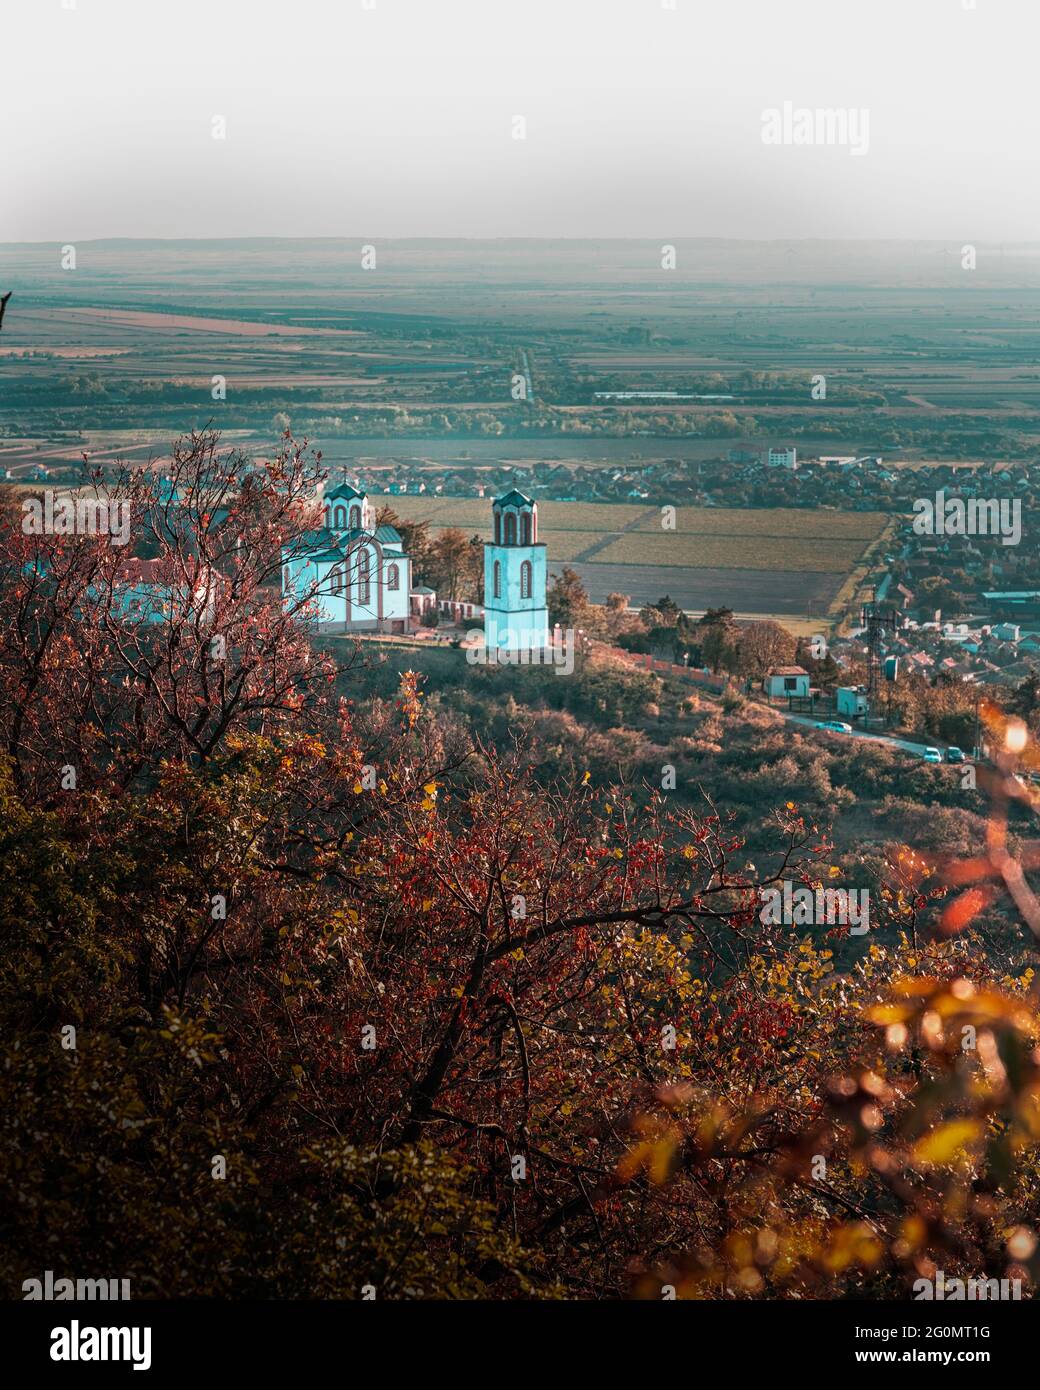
left=4, top=0, right=1036, bottom=242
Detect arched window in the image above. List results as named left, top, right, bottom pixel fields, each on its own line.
left=520, top=560, right=532, bottom=600
left=521, top=512, right=531, bottom=545
left=387, top=562, right=399, bottom=591
left=349, top=505, right=361, bottom=530
left=334, top=505, right=347, bottom=529
left=504, top=512, right=517, bottom=546
left=494, top=511, right=501, bottom=544
left=493, top=560, right=501, bottom=599
left=357, top=548, right=370, bottom=605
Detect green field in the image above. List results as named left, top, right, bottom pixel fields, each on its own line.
left=372, top=495, right=889, bottom=572
left=595, top=532, right=866, bottom=573
left=632, top=506, right=888, bottom=540
left=371, top=496, right=651, bottom=532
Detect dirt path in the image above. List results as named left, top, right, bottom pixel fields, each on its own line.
left=569, top=506, right=659, bottom=563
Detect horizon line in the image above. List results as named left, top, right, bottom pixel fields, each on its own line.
left=2, top=235, right=1039, bottom=248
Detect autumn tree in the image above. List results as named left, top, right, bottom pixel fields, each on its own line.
left=698, top=607, right=739, bottom=674
left=376, top=504, right=433, bottom=584
left=736, top=620, right=796, bottom=680
left=425, top=526, right=482, bottom=601
left=4, top=429, right=1040, bottom=1302
left=547, top=565, right=594, bottom=630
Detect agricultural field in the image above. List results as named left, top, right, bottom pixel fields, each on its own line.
left=630, top=506, right=887, bottom=539
left=371, top=494, right=890, bottom=616
left=564, top=562, right=843, bottom=617
left=4, top=239, right=1040, bottom=469
left=0, top=237, right=1002, bottom=617
left=372, top=494, right=649, bottom=534
left=593, top=533, right=868, bottom=574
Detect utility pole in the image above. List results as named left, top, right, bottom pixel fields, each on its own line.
left=974, top=696, right=981, bottom=762
left=861, top=596, right=901, bottom=724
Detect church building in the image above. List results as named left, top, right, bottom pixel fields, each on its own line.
left=282, top=482, right=411, bottom=632
left=482, top=490, right=549, bottom=652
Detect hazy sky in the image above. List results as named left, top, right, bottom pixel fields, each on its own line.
left=5, top=0, right=1037, bottom=242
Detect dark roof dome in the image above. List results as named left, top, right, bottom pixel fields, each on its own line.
left=494, top=489, right=534, bottom=508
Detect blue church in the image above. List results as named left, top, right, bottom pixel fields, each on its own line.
left=482, top=490, right=549, bottom=652
left=281, top=482, right=412, bottom=633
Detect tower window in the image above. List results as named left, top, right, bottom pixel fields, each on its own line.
left=387, top=562, right=399, bottom=591
left=521, top=512, right=531, bottom=546
left=504, top=512, right=517, bottom=546
left=349, top=505, right=361, bottom=530
left=358, top=548, right=371, bottom=604
left=334, top=505, right=347, bottom=528
left=520, top=560, right=532, bottom=599
left=493, top=560, right=501, bottom=599
left=494, top=512, right=501, bottom=544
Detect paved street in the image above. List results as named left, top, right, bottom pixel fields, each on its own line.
left=783, top=711, right=942, bottom=759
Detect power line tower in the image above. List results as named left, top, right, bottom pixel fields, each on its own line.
left=861, top=598, right=901, bottom=708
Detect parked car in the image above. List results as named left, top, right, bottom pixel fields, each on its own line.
left=817, top=720, right=853, bottom=734
left=945, top=747, right=966, bottom=763
left=922, top=747, right=943, bottom=763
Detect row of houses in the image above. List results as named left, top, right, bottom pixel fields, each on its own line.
left=826, top=615, right=1040, bottom=690
left=24, top=447, right=1036, bottom=520
left=325, top=450, right=1038, bottom=518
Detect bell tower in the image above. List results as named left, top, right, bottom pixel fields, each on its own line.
left=483, top=490, right=549, bottom=652
left=325, top=482, right=373, bottom=533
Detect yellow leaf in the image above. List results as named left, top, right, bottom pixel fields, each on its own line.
left=914, top=1119, right=982, bottom=1167
left=864, top=1002, right=913, bottom=1025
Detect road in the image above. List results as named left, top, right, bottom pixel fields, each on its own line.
left=783, top=711, right=941, bottom=759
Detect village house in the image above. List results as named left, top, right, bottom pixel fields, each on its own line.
left=99, top=557, right=220, bottom=627
left=763, top=665, right=810, bottom=699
